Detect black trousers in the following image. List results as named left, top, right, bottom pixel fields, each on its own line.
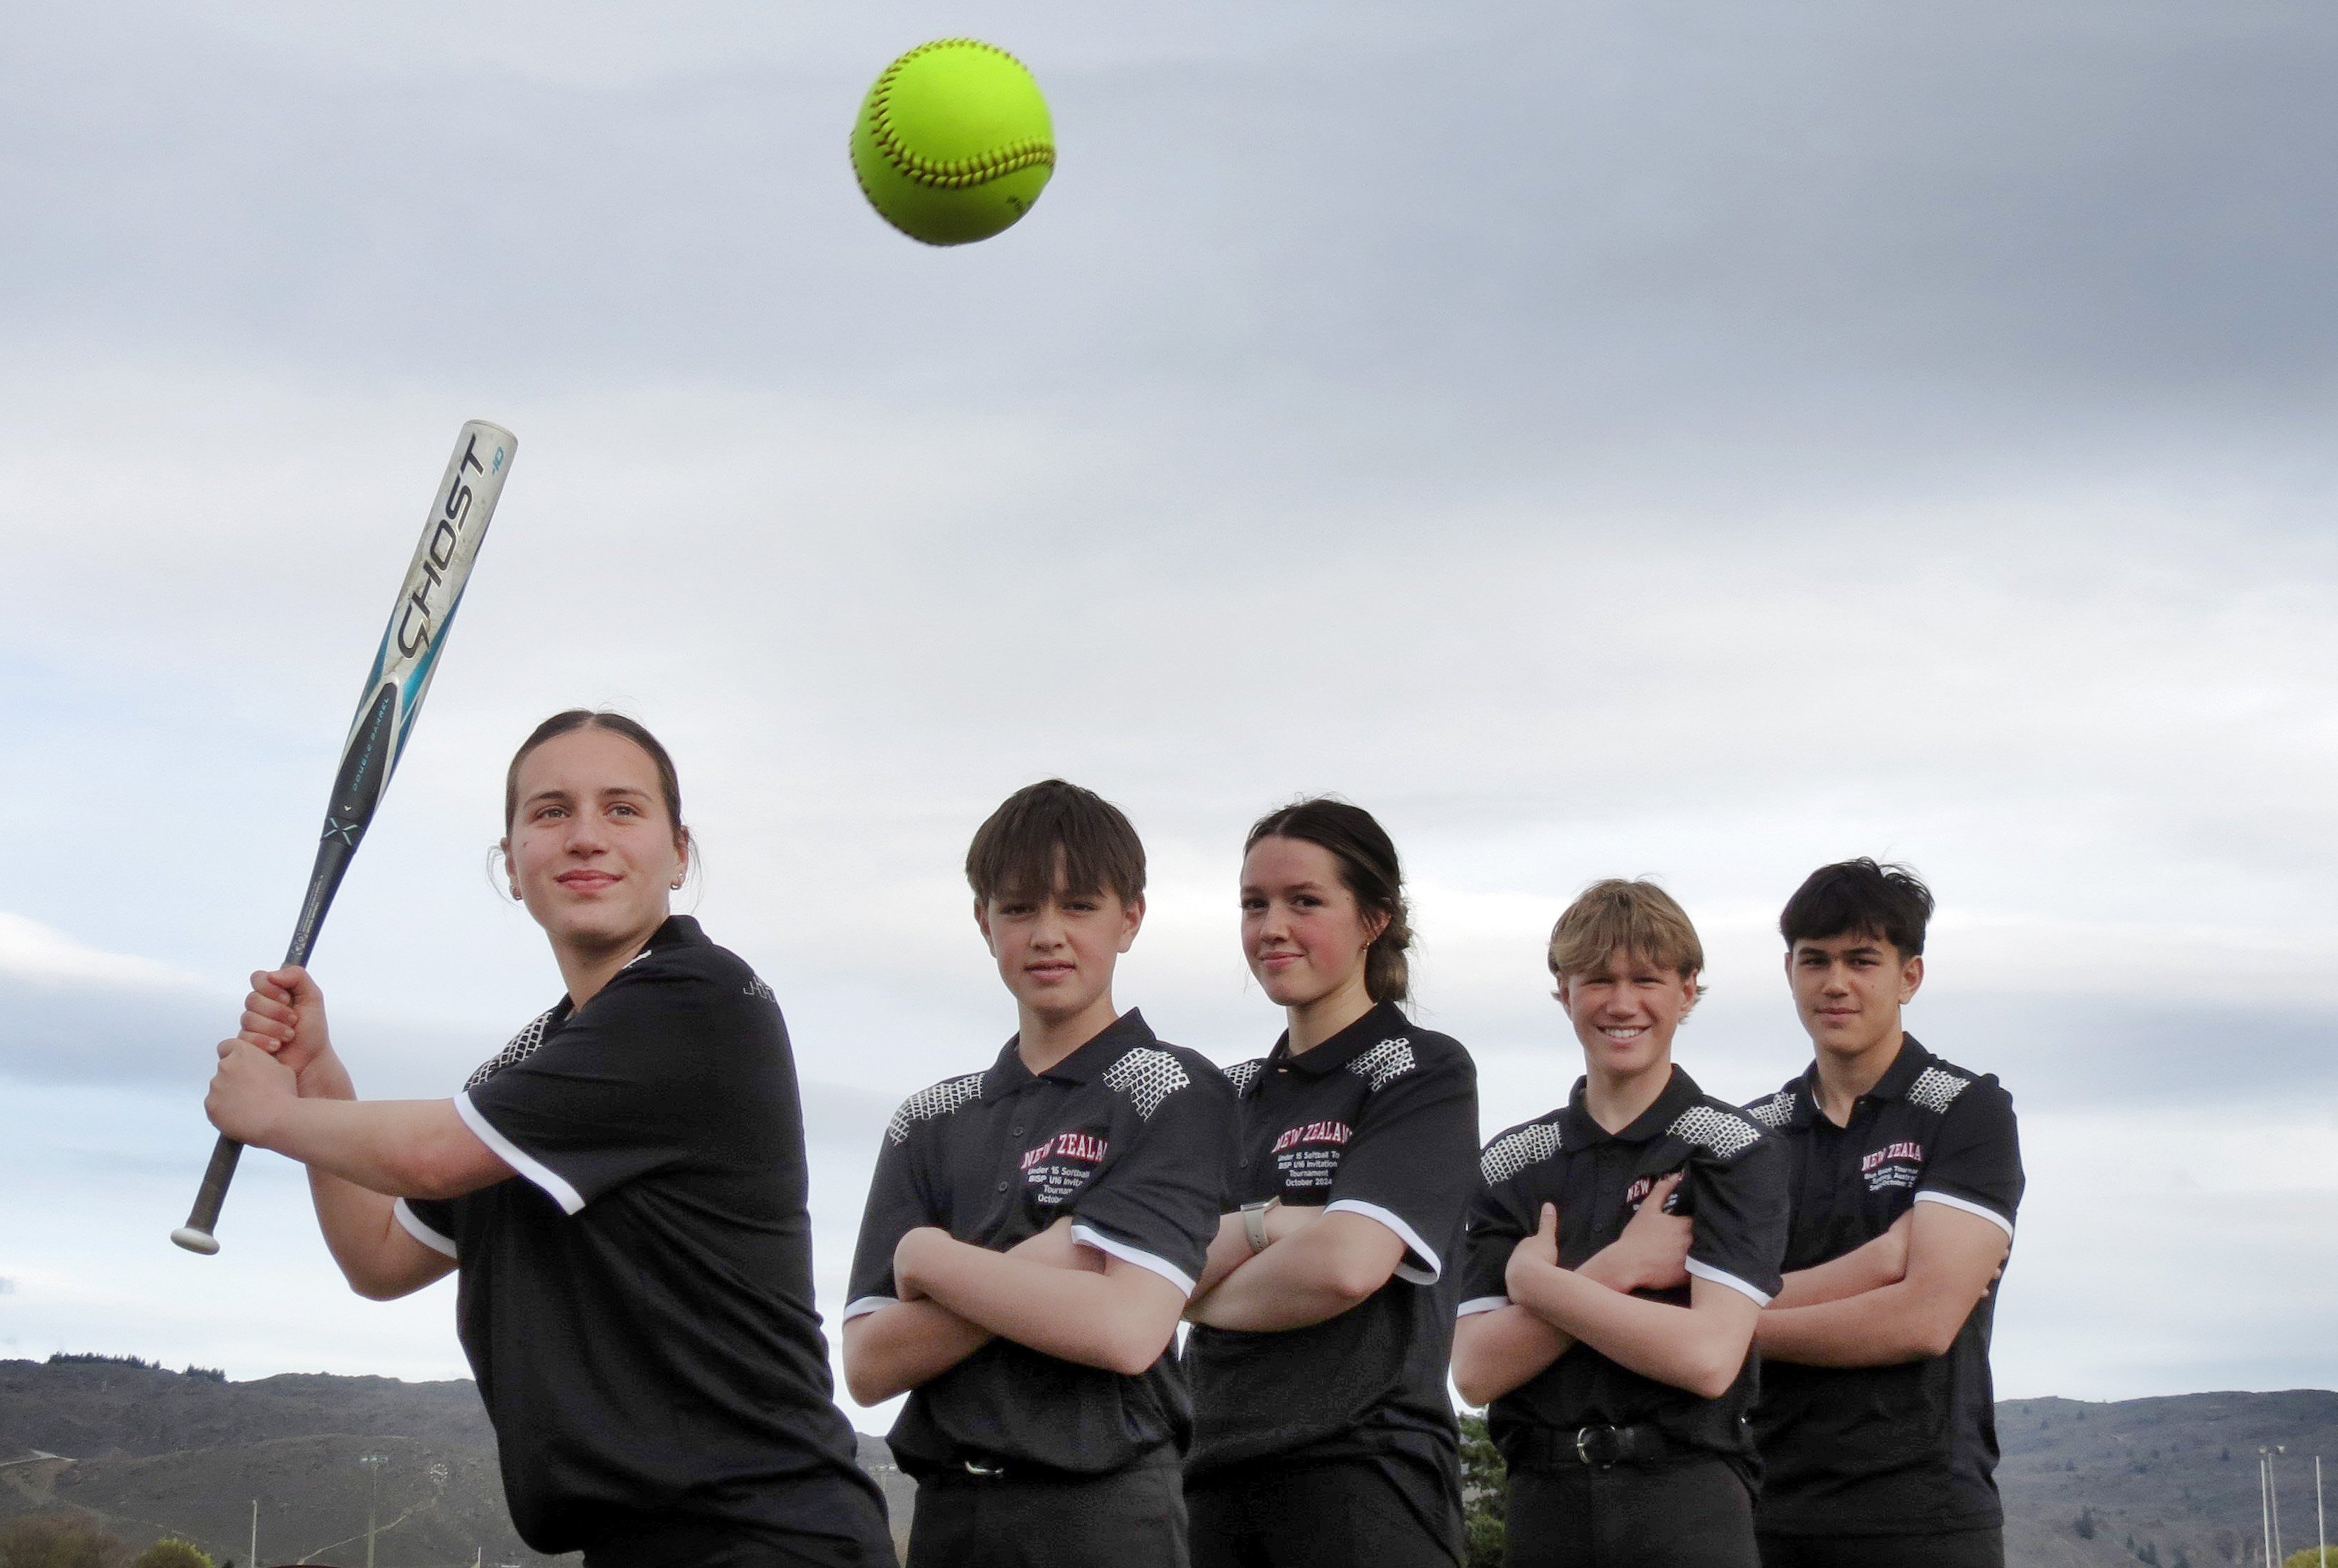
left=583, top=1518, right=898, bottom=1568
left=1756, top=1527, right=2003, bottom=1568
left=1502, top=1458, right=1757, bottom=1568
left=1186, top=1458, right=1461, bottom=1568
left=908, top=1459, right=1188, bottom=1568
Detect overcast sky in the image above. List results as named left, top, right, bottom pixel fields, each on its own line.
left=3, top=0, right=2334, bottom=1430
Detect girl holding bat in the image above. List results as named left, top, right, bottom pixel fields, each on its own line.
left=203, top=710, right=895, bottom=1568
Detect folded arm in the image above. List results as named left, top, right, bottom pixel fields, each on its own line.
left=1756, top=1201, right=2008, bottom=1366
left=1452, top=1301, right=1574, bottom=1409
left=844, top=1218, right=1179, bottom=1400
left=1188, top=1202, right=1328, bottom=1304
left=1456, top=1181, right=1705, bottom=1406
left=894, top=1222, right=1187, bottom=1376
left=1766, top=1211, right=1911, bottom=1310
left=842, top=1298, right=993, bottom=1405
left=1186, top=1209, right=1408, bottom=1332
left=1453, top=1235, right=1673, bottom=1406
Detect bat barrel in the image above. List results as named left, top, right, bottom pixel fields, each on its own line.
left=171, top=1135, right=243, bottom=1253
left=171, top=419, right=515, bottom=1257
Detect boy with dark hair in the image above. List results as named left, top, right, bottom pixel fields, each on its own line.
left=1453, top=880, right=1787, bottom=1568
left=1745, top=860, right=2025, bottom=1568
left=843, top=780, right=1237, bottom=1568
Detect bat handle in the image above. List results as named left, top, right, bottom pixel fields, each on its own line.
left=171, top=1136, right=243, bottom=1255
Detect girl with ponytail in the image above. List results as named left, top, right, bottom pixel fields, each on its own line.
left=1181, top=800, right=1482, bottom=1568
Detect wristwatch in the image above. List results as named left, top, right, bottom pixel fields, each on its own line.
left=1241, top=1197, right=1281, bottom=1255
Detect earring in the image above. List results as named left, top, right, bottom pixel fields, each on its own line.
left=670, top=878, right=684, bottom=889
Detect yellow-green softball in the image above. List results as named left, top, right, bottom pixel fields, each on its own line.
left=849, top=39, right=1055, bottom=246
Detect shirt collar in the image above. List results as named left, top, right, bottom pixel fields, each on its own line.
left=643, top=914, right=702, bottom=955
left=1860, top=1034, right=1935, bottom=1104
left=1265, top=1000, right=1410, bottom=1078
left=982, top=1009, right=1156, bottom=1101
left=1784, top=1032, right=1935, bottom=1122
left=1559, top=1064, right=1702, bottom=1146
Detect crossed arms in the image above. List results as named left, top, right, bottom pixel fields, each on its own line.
left=1453, top=1175, right=1761, bottom=1405
left=841, top=1221, right=1189, bottom=1402
left=1756, top=1199, right=2010, bottom=1365
left=1452, top=1180, right=2012, bottom=1409
left=845, top=1198, right=1420, bottom=1404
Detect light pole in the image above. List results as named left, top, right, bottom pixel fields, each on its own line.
left=249, top=1498, right=258, bottom=1568
left=2265, top=1447, right=2289, bottom=1567
left=2264, top=1450, right=2277, bottom=1567
left=358, top=1452, right=389, bottom=1568
left=2316, top=1454, right=2327, bottom=1568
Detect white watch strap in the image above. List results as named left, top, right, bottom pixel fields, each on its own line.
left=1242, top=1199, right=1275, bottom=1254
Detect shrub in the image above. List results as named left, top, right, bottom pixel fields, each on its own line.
left=0, top=1514, right=125, bottom=1568
left=131, top=1543, right=212, bottom=1568
left=2075, top=1506, right=2099, bottom=1540
left=1459, top=1413, right=1507, bottom=1568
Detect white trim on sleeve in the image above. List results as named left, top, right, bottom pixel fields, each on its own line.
left=1325, top=1199, right=1443, bottom=1284
left=1914, top=1188, right=2017, bottom=1240
left=1684, top=1257, right=1773, bottom=1306
left=1069, top=1222, right=1199, bottom=1298
left=1456, top=1295, right=1510, bottom=1318
left=841, top=1295, right=899, bottom=1322
left=393, top=1198, right=458, bottom=1259
left=455, top=1090, right=586, bottom=1216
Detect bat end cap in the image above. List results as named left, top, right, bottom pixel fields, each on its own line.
left=171, top=1227, right=221, bottom=1256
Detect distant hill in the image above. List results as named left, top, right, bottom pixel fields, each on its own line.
left=4, top=1356, right=2329, bottom=1567
left=1998, top=1390, right=2337, bottom=1568
left=0, top=1356, right=913, bottom=1565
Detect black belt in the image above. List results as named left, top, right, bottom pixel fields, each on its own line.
left=928, top=1450, right=1177, bottom=1485
left=1513, top=1422, right=1694, bottom=1472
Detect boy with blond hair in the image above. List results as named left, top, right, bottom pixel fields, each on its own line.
left=1452, top=880, right=1788, bottom=1568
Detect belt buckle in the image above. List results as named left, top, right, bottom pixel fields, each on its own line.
left=961, top=1456, right=1007, bottom=1480
left=1573, top=1424, right=1622, bottom=1469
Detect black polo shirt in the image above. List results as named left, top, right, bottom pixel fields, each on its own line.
left=845, top=1010, right=1236, bottom=1481
left=396, top=917, right=883, bottom=1555
left=1185, top=1003, right=1480, bottom=1532
left=1742, top=1034, right=2023, bottom=1538
left=1458, top=1066, right=1787, bottom=1475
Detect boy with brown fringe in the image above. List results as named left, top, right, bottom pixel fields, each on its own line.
left=841, top=779, right=1237, bottom=1568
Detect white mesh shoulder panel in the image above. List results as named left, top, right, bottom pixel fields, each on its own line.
left=1104, top=1047, right=1192, bottom=1121
left=887, top=1073, right=986, bottom=1146
left=1667, top=1104, right=1763, bottom=1160
left=1348, top=1037, right=1417, bottom=1092
left=1480, top=1122, right=1564, bottom=1186
left=1223, top=1059, right=1265, bottom=1094
left=465, top=1007, right=563, bottom=1090
left=1746, top=1090, right=1796, bottom=1129
left=1906, top=1066, right=1974, bottom=1114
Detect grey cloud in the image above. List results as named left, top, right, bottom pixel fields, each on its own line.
left=4, top=1, right=2332, bottom=475
left=0, top=977, right=224, bottom=1090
